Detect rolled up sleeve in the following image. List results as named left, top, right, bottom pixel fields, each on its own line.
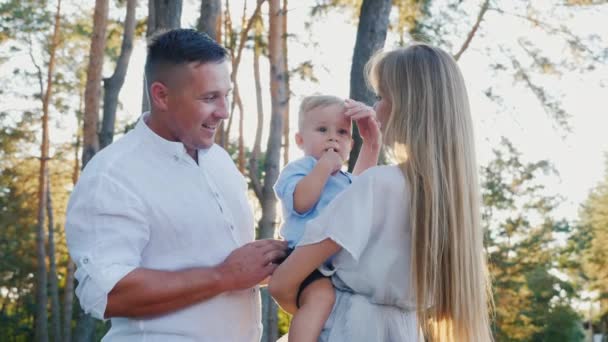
left=299, top=172, right=375, bottom=263
left=66, top=172, right=149, bottom=320
left=274, top=157, right=317, bottom=217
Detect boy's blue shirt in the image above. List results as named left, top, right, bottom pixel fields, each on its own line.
left=274, top=155, right=354, bottom=248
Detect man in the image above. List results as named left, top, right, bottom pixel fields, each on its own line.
left=66, top=29, right=287, bottom=341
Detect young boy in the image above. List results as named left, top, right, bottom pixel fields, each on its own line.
left=273, top=95, right=380, bottom=341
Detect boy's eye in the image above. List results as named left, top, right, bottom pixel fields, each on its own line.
left=318, top=127, right=327, bottom=132
left=339, top=129, right=349, bottom=135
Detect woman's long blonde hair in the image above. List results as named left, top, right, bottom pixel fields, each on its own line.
left=366, top=44, right=493, bottom=341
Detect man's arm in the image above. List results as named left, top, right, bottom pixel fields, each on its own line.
left=105, top=239, right=287, bottom=318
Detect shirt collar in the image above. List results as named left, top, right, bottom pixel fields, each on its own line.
left=339, top=169, right=353, bottom=183
left=135, top=112, right=212, bottom=161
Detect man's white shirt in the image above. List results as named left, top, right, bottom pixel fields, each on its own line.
left=66, top=113, right=261, bottom=341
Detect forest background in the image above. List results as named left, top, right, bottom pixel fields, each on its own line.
left=0, top=0, right=607, bottom=341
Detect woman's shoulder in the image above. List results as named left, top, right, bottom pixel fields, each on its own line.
left=357, top=165, right=405, bottom=186
left=351, top=165, right=408, bottom=202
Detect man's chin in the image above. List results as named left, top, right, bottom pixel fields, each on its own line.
left=196, top=142, right=214, bottom=150
left=184, top=138, right=214, bottom=152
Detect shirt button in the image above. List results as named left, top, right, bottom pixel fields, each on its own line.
left=82, top=257, right=89, bottom=264
left=230, top=225, right=234, bottom=230
left=173, top=155, right=179, bottom=161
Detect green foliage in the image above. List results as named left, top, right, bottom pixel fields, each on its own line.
left=0, top=127, right=40, bottom=341
left=277, top=308, right=292, bottom=337
left=310, top=0, right=362, bottom=18
left=0, top=0, right=52, bottom=42
left=481, top=138, right=583, bottom=341
left=570, top=155, right=608, bottom=329
left=536, top=304, right=585, bottom=342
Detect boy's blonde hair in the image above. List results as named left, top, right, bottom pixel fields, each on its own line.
left=366, top=44, right=494, bottom=341
left=298, top=95, right=345, bottom=131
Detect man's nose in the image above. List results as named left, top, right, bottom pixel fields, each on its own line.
left=215, top=97, right=230, bottom=119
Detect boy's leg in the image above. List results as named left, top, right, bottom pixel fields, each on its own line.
left=288, top=277, right=335, bottom=342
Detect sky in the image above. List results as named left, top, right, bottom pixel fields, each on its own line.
left=2, top=0, right=607, bottom=222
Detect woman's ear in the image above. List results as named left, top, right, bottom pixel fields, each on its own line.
left=150, top=81, right=169, bottom=111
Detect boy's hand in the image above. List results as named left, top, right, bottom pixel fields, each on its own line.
left=318, top=148, right=343, bottom=175
left=344, top=99, right=381, bottom=149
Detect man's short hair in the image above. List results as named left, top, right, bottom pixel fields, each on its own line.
left=144, top=28, right=229, bottom=90
left=298, top=95, right=345, bottom=131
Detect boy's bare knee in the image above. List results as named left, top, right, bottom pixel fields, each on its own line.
left=300, top=279, right=335, bottom=308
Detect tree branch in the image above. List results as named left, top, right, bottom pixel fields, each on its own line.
left=488, top=6, right=602, bottom=63
left=454, top=0, right=490, bottom=61
left=26, top=35, right=44, bottom=107
left=226, top=0, right=265, bottom=142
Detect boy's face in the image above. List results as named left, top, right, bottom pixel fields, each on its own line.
left=295, top=103, right=353, bottom=161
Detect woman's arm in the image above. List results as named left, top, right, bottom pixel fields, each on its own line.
left=344, top=99, right=381, bottom=175
left=352, top=140, right=380, bottom=176
left=268, top=239, right=341, bottom=314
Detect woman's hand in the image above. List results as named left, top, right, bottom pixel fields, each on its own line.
left=344, top=99, right=381, bottom=149
left=345, top=99, right=382, bottom=175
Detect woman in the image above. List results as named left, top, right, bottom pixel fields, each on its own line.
left=269, top=43, right=494, bottom=341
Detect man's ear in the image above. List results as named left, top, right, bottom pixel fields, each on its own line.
left=295, top=132, right=304, bottom=147
left=150, top=81, right=169, bottom=111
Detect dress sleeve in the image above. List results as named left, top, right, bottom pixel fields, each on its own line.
left=66, top=172, right=150, bottom=320
left=273, top=157, right=317, bottom=217
left=297, top=171, right=375, bottom=263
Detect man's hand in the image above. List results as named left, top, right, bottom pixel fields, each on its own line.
left=218, top=239, right=288, bottom=291
left=318, top=147, right=344, bottom=175
left=344, top=99, right=381, bottom=149
left=104, top=239, right=287, bottom=318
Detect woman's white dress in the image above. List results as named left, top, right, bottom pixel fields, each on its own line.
left=296, top=165, right=421, bottom=342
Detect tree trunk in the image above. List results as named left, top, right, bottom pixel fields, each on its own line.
left=74, top=1, right=109, bottom=340
left=234, top=1, right=263, bottom=173
left=148, top=0, right=183, bottom=33
left=82, top=0, right=109, bottom=166
left=214, top=0, right=232, bottom=147
left=46, top=174, right=62, bottom=342
left=249, top=10, right=264, bottom=202
left=347, top=0, right=391, bottom=172
left=100, top=0, right=137, bottom=149
left=63, top=259, right=75, bottom=341
left=63, top=103, right=81, bottom=342
left=142, top=0, right=183, bottom=112
left=35, top=1, right=62, bottom=340
left=221, top=0, right=233, bottom=148
left=282, top=0, right=290, bottom=166
left=197, top=0, right=221, bottom=42
left=259, top=1, right=287, bottom=340
left=238, top=87, right=245, bottom=173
